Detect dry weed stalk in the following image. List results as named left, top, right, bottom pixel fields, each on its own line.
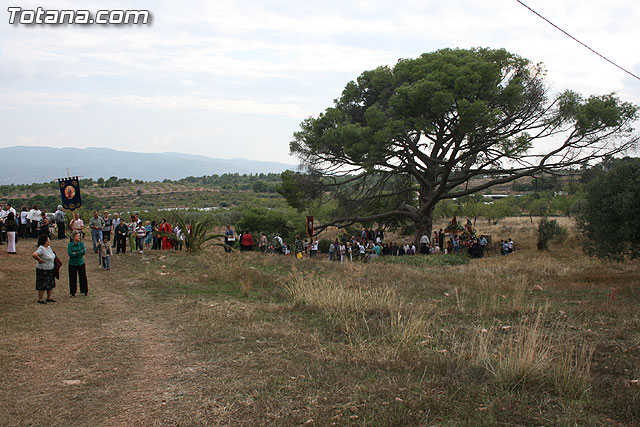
left=389, top=311, right=432, bottom=352
left=240, top=277, right=252, bottom=297
left=552, top=343, right=593, bottom=399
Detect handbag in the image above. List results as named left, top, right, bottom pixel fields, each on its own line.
left=53, top=252, right=62, bottom=280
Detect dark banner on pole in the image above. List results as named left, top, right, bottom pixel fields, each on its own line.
left=306, top=216, right=314, bottom=237
left=58, top=177, right=82, bottom=210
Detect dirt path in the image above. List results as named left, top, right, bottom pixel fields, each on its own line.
left=0, top=237, right=188, bottom=426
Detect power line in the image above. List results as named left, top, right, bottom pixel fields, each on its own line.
left=516, top=0, right=640, bottom=82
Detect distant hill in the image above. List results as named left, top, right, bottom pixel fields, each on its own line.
left=0, top=146, right=297, bottom=184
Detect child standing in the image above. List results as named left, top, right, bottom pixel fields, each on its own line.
left=136, top=222, right=147, bottom=254
left=144, top=220, right=153, bottom=249
left=97, top=238, right=112, bottom=270
left=128, top=216, right=136, bottom=252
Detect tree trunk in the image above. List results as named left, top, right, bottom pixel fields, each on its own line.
left=414, top=212, right=434, bottom=245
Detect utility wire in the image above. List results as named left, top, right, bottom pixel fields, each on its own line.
left=516, top=0, right=640, bottom=82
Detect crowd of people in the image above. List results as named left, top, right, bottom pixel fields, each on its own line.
left=0, top=203, right=190, bottom=305
left=0, top=203, right=57, bottom=254
left=0, top=204, right=187, bottom=255
left=320, top=229, right=492, bottom=262
left=219, top=225, right=504, bottom=262
left=77, top=211, right=186, bottom=255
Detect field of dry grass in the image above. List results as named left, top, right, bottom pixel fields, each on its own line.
left=1, top=217, right=639, bottom=425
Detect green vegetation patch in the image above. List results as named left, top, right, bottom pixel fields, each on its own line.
left=371, top=254, right=470, bottom=266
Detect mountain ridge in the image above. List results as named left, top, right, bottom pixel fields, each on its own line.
left=0, top=146, right=297, bottom=185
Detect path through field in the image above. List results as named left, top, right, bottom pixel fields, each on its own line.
left=0, top=238, right=215, bottom=426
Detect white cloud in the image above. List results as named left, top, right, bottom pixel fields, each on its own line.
left=0, top=89, right=313, bottom=118
left=15, top=132, right=70, bottom=146
left=1, top=0, right=639, bottom=163
left=16, top=135, right=38, bottom=144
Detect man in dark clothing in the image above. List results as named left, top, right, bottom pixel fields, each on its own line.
left=382, top=243, right=391, bottom=256
left=54, top=205, right=66, bottom=239
left=470, top=240, right=482, bottom=258
left=115, top=221, right=129, bottom=254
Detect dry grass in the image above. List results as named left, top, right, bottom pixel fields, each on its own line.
left=2, top=216, right=640, bottom=425
left=473, top=306, right=593, bottom=399
left=285, top=269, right=400, bottom=318
left=475, top=307, right=553, bottom=389
left=552, top=342, right=594, bottom=399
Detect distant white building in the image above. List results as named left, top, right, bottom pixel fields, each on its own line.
left=483, top=194, right=523, bottom=200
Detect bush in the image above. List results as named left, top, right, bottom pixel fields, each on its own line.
left=318, top=238, right=331, bottom=254
left=537, top=217, right=567, bottom=250
left=236, top=207, right=290, bottom=236
left=578, top=157, right=640, bottom=261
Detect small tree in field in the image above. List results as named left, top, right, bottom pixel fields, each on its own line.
left=578, top=157, right=640, bottom=261
left=537, top=217, right=567, bottom=251
left=483, top=196, right=519, bottom=225
left=459, top=194, right=488, bottom=225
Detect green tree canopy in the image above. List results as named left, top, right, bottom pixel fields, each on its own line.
left=236, top=207, right=292, bottom=237
left=289, top=48, right=638, bottom=238
left=578, top=157, right=640, bottom=261
left=252, top=180, right=268, bottom=193
left=485, top=196, right=520, bottom=225
left=458, top=193, right=490, bottom=225
left=276, top=170, right=318, bottom=212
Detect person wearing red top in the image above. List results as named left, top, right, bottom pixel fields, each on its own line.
left=159, top=218, right=173, bottom=250
left=240, top=230, right=253, bottom=251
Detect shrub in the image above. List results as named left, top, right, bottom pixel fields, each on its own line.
left=318, top=238, right=331, bottom=253
left=537, top=217, right=567, bottom=250
left=578, top=157, right=640, bottom=261
left=236, top=207, right=291, bottom=236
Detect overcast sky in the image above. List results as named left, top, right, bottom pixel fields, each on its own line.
left=1, top=0, right=639, bottom=164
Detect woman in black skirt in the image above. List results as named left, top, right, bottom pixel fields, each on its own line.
left=32, top=234, right=56, bottom=304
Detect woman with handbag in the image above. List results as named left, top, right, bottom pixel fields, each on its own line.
left=32, top=234, right=56, bottom=304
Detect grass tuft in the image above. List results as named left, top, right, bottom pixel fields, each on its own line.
left=474, top=307, right=593, bottom=398
left=476, top=307, right=552, bottom=390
